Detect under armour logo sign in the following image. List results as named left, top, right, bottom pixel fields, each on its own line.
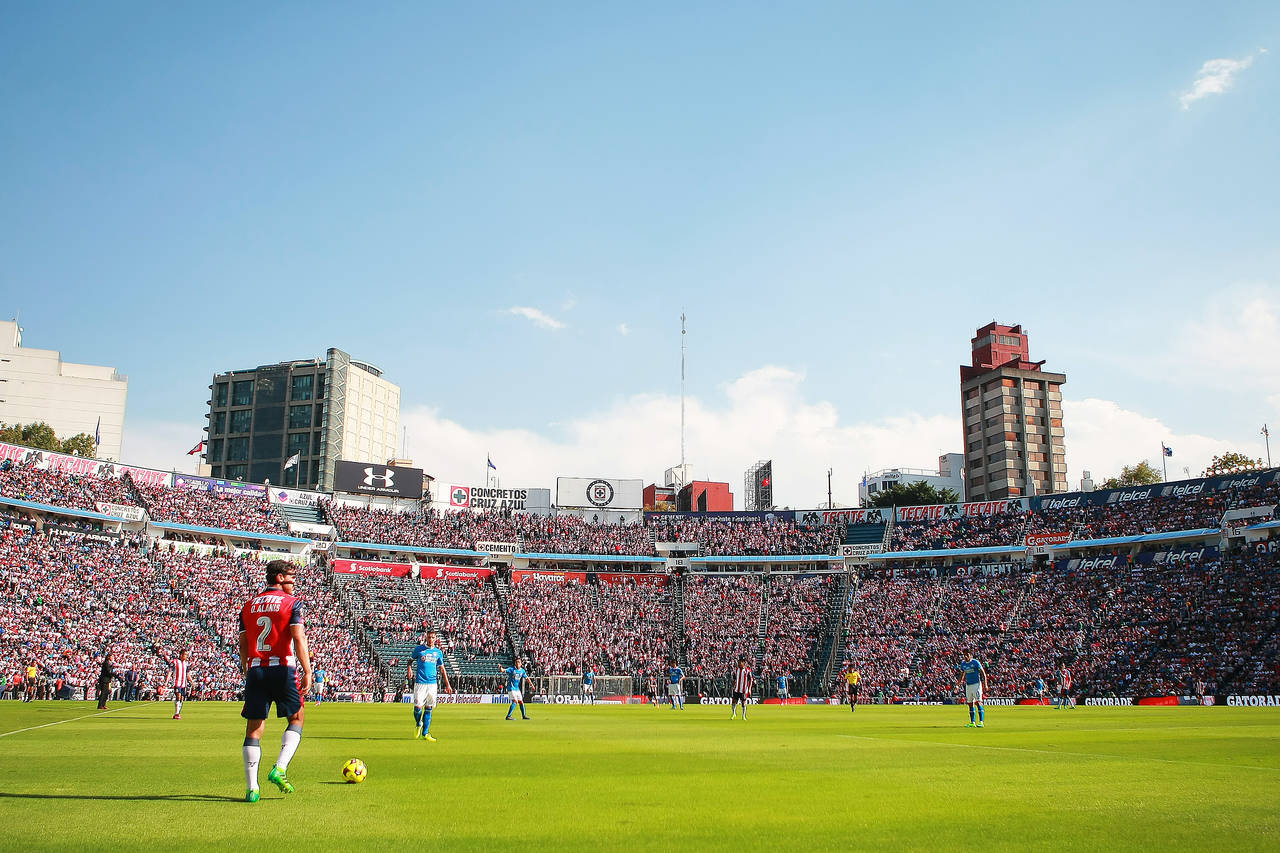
left=362, top=467, right=395, bottom=487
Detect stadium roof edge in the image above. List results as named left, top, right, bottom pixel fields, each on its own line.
left=0, top=496, right=130, bottom=523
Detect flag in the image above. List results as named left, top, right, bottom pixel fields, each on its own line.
left=284, top=453, right=300, bottom=470
left=487, top=455, right=497, bottom=471
left=1162, top=444, right=1173, bottom=457
left=187, top=440, right=206, bottom=456
left=93, top=417, right=101, bottom=448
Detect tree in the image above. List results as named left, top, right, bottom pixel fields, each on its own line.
left=1203, top=452, right=1264, bottom=477
left=1099, top=461, right=1163, bottom=489
left=0, top=421, right=94, bottom=455
left=60, top=433, right=98, bottom=458
left=866, top=480, right=961, bottom=508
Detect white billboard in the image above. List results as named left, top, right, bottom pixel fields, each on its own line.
left=556, top=477, right=643, bottom=511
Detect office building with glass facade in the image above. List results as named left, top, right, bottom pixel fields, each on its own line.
left=203, top=348, right=400, bottom=491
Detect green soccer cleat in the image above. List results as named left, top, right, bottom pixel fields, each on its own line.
left=423, top=734, right=437, bottom=742
left=977, top=722, right=985, bottom=728
left=267, top=765, right=294, bottom=794
left=245, top=789, right=260, bottom=803
left=964, top=722, right=976, bottom=727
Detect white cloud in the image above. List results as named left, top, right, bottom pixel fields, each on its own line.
left=120, top=418, right=206, bottom=475
left=405, top=366, right=958, bottom=508
left=1062, top=398, right=1268, bottom=485
left=1179, top=51, right=1264, bottom=110
left=617, top=323, right=630, bottom=336
left=506, top=306, right=565, bottom=330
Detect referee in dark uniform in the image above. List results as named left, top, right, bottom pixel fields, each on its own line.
left=96, top=651, right=117, bottom=710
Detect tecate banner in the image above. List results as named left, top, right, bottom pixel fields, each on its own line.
left=334, top=460, right=423, bottom=499
left=895, top=499, right=1028, bottom=523
left=0, top=441, right=173, bottom=489
left=797, top=508, right=891, bottom=526
left=556, top=477, right=644, bottom=511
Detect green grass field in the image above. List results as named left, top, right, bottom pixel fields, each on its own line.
left=1, top=700, right=1277, bottom=851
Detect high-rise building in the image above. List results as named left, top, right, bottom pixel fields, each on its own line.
left=960, top=323, right=1067, bottom=500
left=0, top=321, right=128, bottom=460
left=204, top=348, right=400, bottom=490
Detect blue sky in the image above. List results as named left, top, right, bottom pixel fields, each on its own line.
left=2, top=3, right=1277, bottom=505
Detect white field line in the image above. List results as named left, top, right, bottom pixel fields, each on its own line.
left=0, top=702, right=157, bottom=739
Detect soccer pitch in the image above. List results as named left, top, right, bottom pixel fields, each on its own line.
left=1, top=702, right=1277, bottom=851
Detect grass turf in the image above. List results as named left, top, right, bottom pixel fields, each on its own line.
left=0, top=700, right=1277, bottom=851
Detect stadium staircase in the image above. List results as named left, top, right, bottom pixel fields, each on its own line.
left=671, top=573, right=688, bottom=664
left=753, top=578, right=769, bottom=670
left=327, top=572, right=395, bottom=685
left=880, top=516, right=894, bottom=551
left=1015, top=512, right=1034, bottom=546
left=275, top=501, right=326, bottom=527
left=490, top=573, right=525, bottom=661
left=814, top=571, right=852, bottom=693
left=904, top=575, right=947, bottom=686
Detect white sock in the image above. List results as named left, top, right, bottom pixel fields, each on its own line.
left=243, top=740, right=261, bottom=790
left=277, top=725, right=302, bottom=770
left=175, top=700, right=182, bottom=715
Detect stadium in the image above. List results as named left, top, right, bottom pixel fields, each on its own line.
left=5, top=5, right=1280, bottom=850
left=2, top=447, right=1278, bottom=847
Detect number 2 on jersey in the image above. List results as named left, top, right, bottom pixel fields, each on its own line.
left=256, top=615, right=273, bottom=652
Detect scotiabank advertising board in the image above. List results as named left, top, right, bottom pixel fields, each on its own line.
left=419, top=565, right=493, bottom=581
left=331, top=559, right=411, bottom=577
left=597, top=572, right=669, bottom=586
left=511, top=570, right=588, bottom=584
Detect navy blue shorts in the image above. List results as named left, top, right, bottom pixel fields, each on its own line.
left=173, top=688, right=186, bottom=699
left=241, top=666, right=303, bottom=720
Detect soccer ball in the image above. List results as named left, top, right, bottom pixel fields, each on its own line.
left=341, top=758, right=367, bottom=784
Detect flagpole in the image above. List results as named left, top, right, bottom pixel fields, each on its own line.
left=1161, top=444, right=1168, bottom=482
left=1264, top=425, right=1272, bottom=468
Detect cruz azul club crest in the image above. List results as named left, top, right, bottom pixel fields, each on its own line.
left=586, top=479, right=615, bottom=508
left=450, top=486, right=471, bottom=508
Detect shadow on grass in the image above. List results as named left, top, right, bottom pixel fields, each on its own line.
left=0, top=792, right=242, bottom=802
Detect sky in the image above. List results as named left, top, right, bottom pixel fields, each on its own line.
left=2, top=2, right=1277, bottom=507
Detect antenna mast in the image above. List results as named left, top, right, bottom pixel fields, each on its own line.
left=680, top=312, right=687, bottom=472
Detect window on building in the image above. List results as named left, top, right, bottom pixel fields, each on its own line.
left=289, top=405, right=312, bottom=430
left=252, top=434, right=282, bottom=461
left=312, top=432, right=322, bottom=456
left=287, top=432, right=309, bottom=456
left=225, top=464, right=247, bottom=480
left=970, top=474, right=984, bottom=486
left=290, top=374, right=314, bottom=402
left=214, top=383, right=228, bottom=407
left=314, top=405, right=324, bottom=428
left=212, top=465, right=223, bottom=478
left=867, top=484, right=877, bottom=493
left=232, top=380, right=254, bottom=406
left=213, top=411, right=226, bottom=435
left=227, top=438, right=250, bottom=461
left=1001, top=378, right=1016, bottom=387
left=230, top=410, right=252, bottom=433
left=209, top=438, right=223, bottom=462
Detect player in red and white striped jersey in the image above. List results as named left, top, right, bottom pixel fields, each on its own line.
left=170, top=649, right=191, bottom=719
left=730, top=658, right=753, bottom=721
left=1056, top=665, right=1075, bottom=709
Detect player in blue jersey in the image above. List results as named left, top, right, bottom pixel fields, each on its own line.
left=957, top=649, right=988, bottom=728
left=582, top=666, right=595, bottom=704
left=407, top=630, right=454, bottom=741
left=666, top=658, right=685, bottom=710
left=1034, top=676, right=1048, bottom=704
left=313, top=665, right=326, bottom=704
left=501, top=656, right=530, bottom=721
left=776, top=671, right=790, bottom=702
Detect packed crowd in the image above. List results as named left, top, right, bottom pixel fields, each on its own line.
left=133, top=482, right=288, bottom=535
left=0, top=463, right=141, bottom=515
left=760, top=574, right=832, bottom=679
left=419, top=576, right=508, bottom=662
left=838, top=545, right=1280, bottom=699
left=650, top=518, right=840, bottom=556
left=889, top=511, right=1023, bottom=552
left=683, top=574, right=762, bottom=678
